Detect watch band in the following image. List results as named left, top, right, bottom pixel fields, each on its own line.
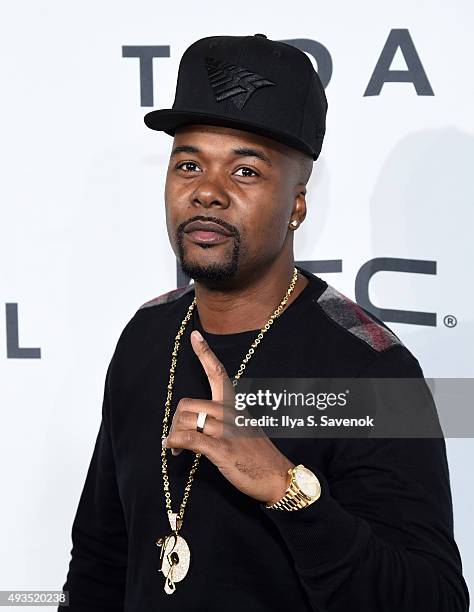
left=265, top=464, right=321, bottom=511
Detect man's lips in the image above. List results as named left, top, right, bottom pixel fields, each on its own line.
left=184, top=220, right=233, bottom=236
left=184, top=230, right=231, bottom=244
left=183, top=220, right=234, bottom=245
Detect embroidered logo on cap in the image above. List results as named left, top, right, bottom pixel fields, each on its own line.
left=205, top=56, right=275, bottom=110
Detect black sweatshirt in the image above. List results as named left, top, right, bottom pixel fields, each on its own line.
left=59, top=265, right=469, bottom=611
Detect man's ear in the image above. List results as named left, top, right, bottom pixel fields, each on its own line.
left=292, top=188, right=307, bottom=224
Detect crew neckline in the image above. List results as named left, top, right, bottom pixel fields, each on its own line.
left=190, top=266, right=321, bottom=347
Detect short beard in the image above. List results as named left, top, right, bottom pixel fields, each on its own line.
left=177, top=233, right=241, bottom=284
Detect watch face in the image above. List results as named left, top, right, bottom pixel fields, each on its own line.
left=295, top=466, right=320, bottom=498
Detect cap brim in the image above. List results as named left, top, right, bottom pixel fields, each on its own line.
left=143, top=109, right=321, bottom=160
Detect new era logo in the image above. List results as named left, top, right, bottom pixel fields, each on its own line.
left=205, top=56, right=276, bottom=110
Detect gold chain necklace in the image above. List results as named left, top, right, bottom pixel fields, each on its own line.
left=156, top=267, right=299, bottom=594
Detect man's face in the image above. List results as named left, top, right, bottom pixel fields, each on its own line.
left=164, top=124, right=305, bottom=285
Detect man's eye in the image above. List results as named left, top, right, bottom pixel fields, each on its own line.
left=235, top=167, right=258, bottom=177
left=177, top=161, right=201, bottom=172
left=176, top=162, right=257, bottom=177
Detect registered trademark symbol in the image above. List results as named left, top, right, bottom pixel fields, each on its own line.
left=443, top=315, right=457, bottom=328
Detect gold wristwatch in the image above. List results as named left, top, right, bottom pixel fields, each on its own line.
left=265, top=464, right=321, bottom=511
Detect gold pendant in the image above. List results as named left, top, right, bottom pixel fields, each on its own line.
left=156, top=513, right=191, bottom=594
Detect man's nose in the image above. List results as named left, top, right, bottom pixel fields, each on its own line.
left=191, top=177, right=230, bottom=210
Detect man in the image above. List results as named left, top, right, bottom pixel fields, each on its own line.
left=59, top=34, right=469, bottom=610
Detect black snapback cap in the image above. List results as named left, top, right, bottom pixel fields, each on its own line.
left=143, top=34, right=327, bottom=161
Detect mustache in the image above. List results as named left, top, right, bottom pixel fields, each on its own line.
left=177, top=215, right=239, bottom=238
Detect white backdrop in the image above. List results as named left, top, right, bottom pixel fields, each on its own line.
left=1, top=0, right=472, bottom=606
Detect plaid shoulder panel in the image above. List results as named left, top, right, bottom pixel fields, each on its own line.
left=317, top=284, right=402, bottom=352
left=138, top=283, right=195, bottom=310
